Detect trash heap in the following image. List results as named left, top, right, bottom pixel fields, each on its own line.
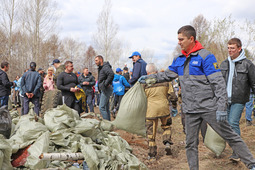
left=0, top=105, right=148, bottom=169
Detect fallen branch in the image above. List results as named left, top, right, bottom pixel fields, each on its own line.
left=39, top=153, right=84, bottom=160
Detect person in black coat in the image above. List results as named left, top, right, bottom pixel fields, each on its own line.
left=0, top=61, right=14, bottom=107
left=95, top=55, right=114, bottom=120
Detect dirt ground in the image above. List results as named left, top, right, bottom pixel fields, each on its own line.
left=109, top=107, right=255, bottom=170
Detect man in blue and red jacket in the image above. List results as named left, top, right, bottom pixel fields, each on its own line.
left=139, top=25, right=255, bottom=170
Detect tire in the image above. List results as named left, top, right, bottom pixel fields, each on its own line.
left=41, top=89, right=62, bottom=115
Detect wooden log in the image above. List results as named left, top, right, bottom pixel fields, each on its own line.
left=39, top=153, right=84, bottom=160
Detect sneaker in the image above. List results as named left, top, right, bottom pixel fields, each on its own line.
left=165, top=143, right=172, bottom=155
left=246, top=120, right=253, bottom=126
left=229, top=153, right=240, bottom=162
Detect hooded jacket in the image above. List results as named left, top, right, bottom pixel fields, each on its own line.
left=97, top=62, right=114, bottom=92
left=112, top=74, right=130, bottom=96
left=78, top=72, right=96, bottom=94
left=149, top=41, right=227, bottom=114
left=220, top=49, right=255, bottom=104
left=0, top=69, right=13, bottom=97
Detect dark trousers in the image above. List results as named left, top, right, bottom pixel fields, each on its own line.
left=0, top=96, right=9, bottom=107
left=85, top=92, right=94, bottom=113
left=63, top=94, right=81, bottom=114
left=115, top=95, right=123, bottom=111
left=185, top=111, right=255, bottom=170
left=23, top=96, right=40, bottom=116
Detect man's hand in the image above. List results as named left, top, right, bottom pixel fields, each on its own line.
left=138, top=75, right=148, bottom=84
left=216, top=111, right=228, bottom=123
left=70, top=87, right=78, bottom=92
left=83, top=82, right=89, bottom=85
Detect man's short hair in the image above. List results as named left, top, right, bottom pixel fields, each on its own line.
left=146, top=63, right=158, bottom=74
left=178, top=25, right=196, bottom=40
left=83, top=67, right=88, bottom=70
left=1, top=61, right=9, bottom=69
left=64, top=61, right=73, bottom=67
left=30, top=62, right=37, bottom=71
left=95, top=55, right=104, bottom=61
left=228, top=38, right=242, bottom=48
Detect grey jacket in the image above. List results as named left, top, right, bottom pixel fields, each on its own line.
left=78, top=72, right=95, bottom=94
left=149, top=49, right=228, bottom=114
left=220, top=58, right=255, bottom=104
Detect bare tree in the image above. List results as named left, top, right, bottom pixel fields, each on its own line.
left=92, top=0, right=121, bottom=63
left=0, top=0, right=21, bottom=61
left=60, top=37, right=86, bottom=72
left=22, top=0, right=58, bottom=65
left=190, top=14, right=211, bottom=48
left=85, top=46, right=96, bottom=72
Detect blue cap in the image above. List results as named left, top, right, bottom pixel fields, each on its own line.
left=52, top=59, right=60, bottom=65
left=129, top=51, right=141, bottom=58
left=116, top=68, right=123, bottom=73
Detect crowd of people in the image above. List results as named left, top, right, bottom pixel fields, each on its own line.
left=0, top=25, right=255, bottom=170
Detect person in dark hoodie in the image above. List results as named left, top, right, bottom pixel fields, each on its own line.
left=21, top=62, right=42, bottom=115
left=95, top=55, right=114, bottom=121
left=0, top=61, right=14, bottom=107
left=112, top=68, right=130, bottom=117
left=78, top=67, right=96, bottom=113
left=128, top=51, right=147, bottom=86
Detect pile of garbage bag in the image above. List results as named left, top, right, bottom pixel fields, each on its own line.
left=1, top=105, right=148, bottom=169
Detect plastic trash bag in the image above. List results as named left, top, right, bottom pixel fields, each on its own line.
left=44, top=104, right=80, bottom=132
left=0, top=134, right=12, bottom=170
left=113, top=82, right=147, bottom=137
left=204, top=125, right=226, bottom=157
left=0, top=107, right=12, bottom=139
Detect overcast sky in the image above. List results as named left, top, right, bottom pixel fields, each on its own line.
left=55, top=0, right=255, bottom=67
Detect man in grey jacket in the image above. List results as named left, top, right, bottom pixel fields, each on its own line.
left=139, top=25, right=255, bottom=170
left=78, top=67, right=95, bottom=113
left=220, top=38, right=255, bottom=161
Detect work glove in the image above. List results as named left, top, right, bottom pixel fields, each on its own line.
left=216, top=111, right=228, bottom=123
left=171, top=108, right=178, bottom=117
left=138, top=75, right=148, bottom=84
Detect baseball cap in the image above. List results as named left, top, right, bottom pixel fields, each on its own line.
left=129, top=51, right=141, bottom=58
left=123, top=67, right=128, bottom=71
left=116, top=68, right=123, bottom=73
left=52, top=59, right=60, bottom=65
left=37, top=68, right=43, bottom=71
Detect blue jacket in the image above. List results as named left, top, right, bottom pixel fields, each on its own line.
left=112, top=74, right=130, bottom=96
left=150, top=48, right=227, bottom=114
left=21, top=70, right=42, bottom=97
left=129, top=58, right=147, bottom=86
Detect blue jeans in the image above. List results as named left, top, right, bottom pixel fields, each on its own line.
left=23, top=96, right=40, bottom=116
left=85, top=92, right=94, bottom=113
left=227, top=103, right=245, bottom=135
left=0, top=96, right=9, bottom=107
left=99, top=86, right=112, bottom=121
left=245, top=93, right=254, bottom=122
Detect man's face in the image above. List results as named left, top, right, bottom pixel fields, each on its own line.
left=131, top=55, right=140, bottom=62
left=178, top=33, right=194, bottom=53
left=228, top=44, right=241, bottom=60
left=66, top=63, right=74, bottom=73
left=38, top=70, right=44, bottom=75
left=95, top=57, right=102, bottom=66
left=83, top=68, right=89, bottom=75
left=4, top=65, right=9, bottom=72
